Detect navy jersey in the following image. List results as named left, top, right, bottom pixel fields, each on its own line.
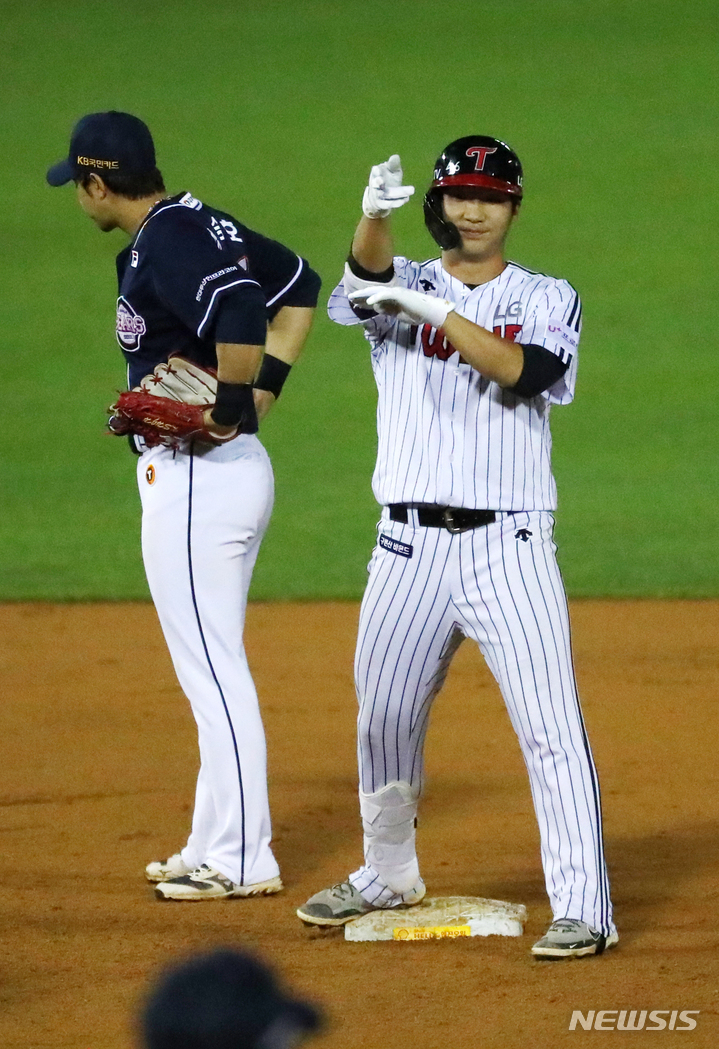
left=116, top=191, right=320, bottom=388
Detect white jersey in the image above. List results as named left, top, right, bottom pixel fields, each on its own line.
left=328, top=257, right=581, bottom=510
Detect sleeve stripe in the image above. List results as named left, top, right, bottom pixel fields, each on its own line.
left=266, top=257, right=304, bottom=307
left=566, top=291, right=580, bottom=328
left=197, top=278, right=262, bottom=337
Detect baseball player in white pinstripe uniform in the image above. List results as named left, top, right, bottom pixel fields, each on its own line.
left=297, top=137, right=617, bottom=959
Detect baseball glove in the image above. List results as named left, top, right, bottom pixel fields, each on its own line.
left=108, top=356, right=236, bottom=448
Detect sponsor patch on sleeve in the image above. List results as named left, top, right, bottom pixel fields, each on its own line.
left=379, top=534, right=413, bottom=558
left=545, top=319, right=579, bottom=357
left=179, top=192, right=203, bottom=210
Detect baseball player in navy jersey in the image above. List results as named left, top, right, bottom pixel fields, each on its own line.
left=297, top=137, right=617, bottom=959
left=47, top=111, right=321, bottom=901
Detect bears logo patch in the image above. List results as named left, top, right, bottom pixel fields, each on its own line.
left=116, top=296, right=147, bottom=352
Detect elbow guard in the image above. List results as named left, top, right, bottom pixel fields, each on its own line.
left=344, top=256, right=400, bottom=320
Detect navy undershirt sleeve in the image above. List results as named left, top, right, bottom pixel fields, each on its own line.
left=276, top=262, right=321, bottom=309
left=240, top=230, right=320, bottom=315
left=147, top=213, right=264, bottom=338
left=512, top=343, right=569, bottom=398
left=212, top=287, right=267, bottom=345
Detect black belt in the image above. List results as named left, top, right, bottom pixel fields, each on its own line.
left=389, top=504, right=497, bottom=534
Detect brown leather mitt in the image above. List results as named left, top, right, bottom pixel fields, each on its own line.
left=108, top=356, right=236, bottom=448
left=108, top=391, right=218, bottom=447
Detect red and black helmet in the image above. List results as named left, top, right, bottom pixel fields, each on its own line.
left=424, top=135, right=523, bottom=249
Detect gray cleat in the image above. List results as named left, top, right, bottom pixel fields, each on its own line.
left=297, top=879, right=424, bottom=926
left=531, top=918, right=619, bottom=959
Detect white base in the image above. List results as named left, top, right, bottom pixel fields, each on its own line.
left=344, top=896, right=527, bottom=942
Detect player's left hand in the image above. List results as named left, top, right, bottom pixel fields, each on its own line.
left=349, top=285, right=455, bottom=329
left=201, top=408, right=240, bottom=440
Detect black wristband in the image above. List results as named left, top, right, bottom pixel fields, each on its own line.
left=254, top=354, right=292, bottom=398
left=211, top=382, right=258, bottom=433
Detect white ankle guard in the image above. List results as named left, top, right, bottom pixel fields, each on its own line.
left=360, top=781, right=420, bottom=895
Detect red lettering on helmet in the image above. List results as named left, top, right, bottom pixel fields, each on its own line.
left=466, top=146, right=497, bottom=171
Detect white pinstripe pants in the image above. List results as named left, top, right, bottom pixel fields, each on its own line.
left=354, top=508, right=614, bottom=933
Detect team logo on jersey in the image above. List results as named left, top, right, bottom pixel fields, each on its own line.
left=116, top=296, right=146, bottom=352
left=145, top=464, right=155, bottom=485
left=419, top=324, right=467, bottom=366
left=421, top=324, right=455, bottom=361
left=379, top=534, right=413, bottom=558
left=130, top=250, right=139, bottom=268
left=493, top=322, right=522, bottom=341
left=466, top=145, right=497, bottom=171
left=492, top=301, right=524, bottom=341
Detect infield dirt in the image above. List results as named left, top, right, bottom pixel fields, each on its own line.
left=0, top=601, right=717, bottom=1047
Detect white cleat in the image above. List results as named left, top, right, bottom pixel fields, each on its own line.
left=154, top=864, right=283, bottom=901
left=145, top=853, right=193, bottom=883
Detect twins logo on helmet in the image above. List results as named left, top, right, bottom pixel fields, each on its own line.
left=466, top=145, right=497, bottom=170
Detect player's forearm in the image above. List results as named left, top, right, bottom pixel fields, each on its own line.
left=351, top=216, right=394, bottom=274
left=441, top=312, right=524, bottom=387
left=251, top=307, right=315, bottom=419
left=265, top=306, right=315, bottom=364
left=205, top=344, right=263, bottom=436
left=215, top=343, right=264, bottom=384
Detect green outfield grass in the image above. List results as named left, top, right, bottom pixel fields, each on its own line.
left=1, top=0, right=717, bottom=599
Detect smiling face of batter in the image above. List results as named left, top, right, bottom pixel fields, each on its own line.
left=441, top=187, right=518, bottom=261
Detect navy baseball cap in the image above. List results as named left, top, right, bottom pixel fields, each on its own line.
left=47, top=111, right=156, bottom=186
left=141, top=948, right=323, bottom=1049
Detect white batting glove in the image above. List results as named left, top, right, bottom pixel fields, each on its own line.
left=362, top=155, right=415, bottom=219
left=349, top=285, right=455, bottom=329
